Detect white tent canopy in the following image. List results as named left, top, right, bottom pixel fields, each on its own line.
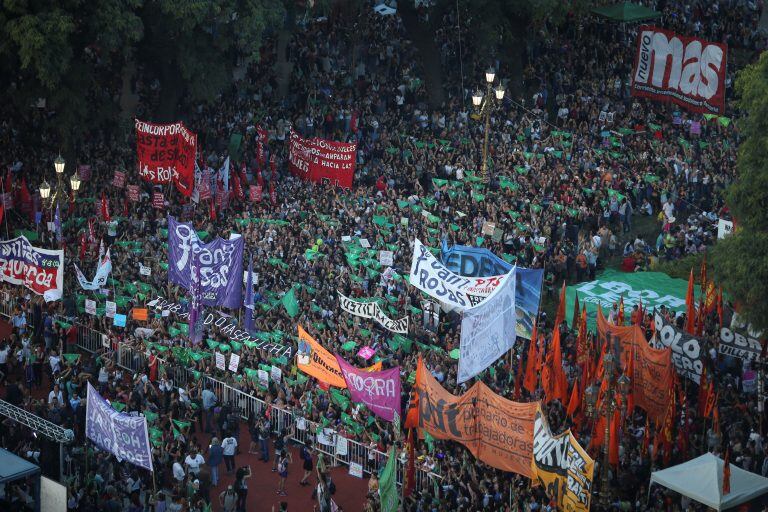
left=650, top=453, right=768, bottom=511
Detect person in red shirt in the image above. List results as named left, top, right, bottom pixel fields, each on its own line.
left=375, top=176, right=387, bottom=192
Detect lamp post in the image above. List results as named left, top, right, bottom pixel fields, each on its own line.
left=39, top=155, right=81, bottom=210
left=471, top=67, right=505, bottom=183
left=584, top=353, right=631, bottom=507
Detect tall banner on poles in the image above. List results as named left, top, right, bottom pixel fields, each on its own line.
left=167, top=216, right=244, bottom=308
left=135, top=119, right=197, bottom=196
left=85, top=383, right=153, bottom=471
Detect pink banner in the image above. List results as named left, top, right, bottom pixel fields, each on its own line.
left=335, top=355, right=401, bottom=422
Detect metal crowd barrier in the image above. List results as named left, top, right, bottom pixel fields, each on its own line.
left=0, top=297, right=442, bottom=492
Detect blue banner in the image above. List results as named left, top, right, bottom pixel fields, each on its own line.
left=441, top=241, right=543, bottom=339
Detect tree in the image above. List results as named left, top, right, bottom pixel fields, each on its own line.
left=710, top=51, right=768, bottom=334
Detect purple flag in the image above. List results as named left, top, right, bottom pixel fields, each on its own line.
left=188, top=251, right=204, bottom=345
left=334, top=355, right=401, bottom=422
left=167, top=215, right=244, bottom=308
left=85, top=382, right=153, bottom=471
left=244, top=256, right=254, bottom=333
left=53, top=204, right=62, bottom=241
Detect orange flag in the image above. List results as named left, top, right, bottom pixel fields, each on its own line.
left=618, top=295, right=625, bottom=326
left=550, top=326, right=568, bottom=404
left=566, top=378, right=580, bottom=418
left=685, top=269, right=696, bottom=334
left=554, top=281, right=566, bottom=328
left=572, top=291, right=581, bottom=327
left=523, top=321, right=539, bottom=394
left=609, top=409, right=620, bottom=466
left=717, top=287, right=724, bottom=327
left=723, top=449, right=731, bottom=495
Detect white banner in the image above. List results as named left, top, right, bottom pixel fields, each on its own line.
left=75, top=249, right=112, bottom=290
left=409, top=239, right=508, bottom=310
left=338, top=292, right=409, bottom=334
left=718, top=218, right=734, bottom=239
left=228, top=353, right=240, bottom=373
left=458, top=267, right=517, bottom=383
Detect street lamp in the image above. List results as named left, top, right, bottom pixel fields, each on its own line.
left=40, top=155, right=79, bottom=209
left=584, top=352, right=630, bottom=507
left=470, top=67, right=505, bottom=183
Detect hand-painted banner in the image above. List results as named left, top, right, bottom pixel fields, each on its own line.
left=0, top=236, right=63, bottom=301
left=335, top=355, right=400, bottom=422
left=531, top=405, right=594, bottom=512
left=338, top=292, right=409, bottom=334
left=288, top=129, right=357, bottom=188
left=167, top=216, right=244, bottom=308
left=719, top=327, right=762, bottom=362
left=135, top=119, right=197, bottom=196
left=407, top=358, right=536, bottom=476
left=74, top=248, right=112, bottom=291
left=652, top=311, right=703, bottom=384
left=112, top=171, right=126, bottom=188
left=631, top=26, right=727, bottom=114
left=441, top=241, right=543, bottom=339
left=146, top=297, right=292, bottom=358
left=596, top=309, right=672, bottom=424
left=85, top=382, right=153, bottom=471
left=409, top=239, right=508, bottom=310
left=458, top=267, right=517, bottom=383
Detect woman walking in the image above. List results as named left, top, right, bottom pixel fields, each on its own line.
left=276, top=449, right=292, bottom=497
left=299, top=441, right=314, bottom=486
left=234, top=465, right=251, bottom=512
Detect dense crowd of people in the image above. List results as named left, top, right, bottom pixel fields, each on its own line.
left=0, top=0, right=766, bottom=511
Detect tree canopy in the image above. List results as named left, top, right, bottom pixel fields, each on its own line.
left=0, top=0, right=283, bottom=147
left=710, top=51, right=768, bottom=334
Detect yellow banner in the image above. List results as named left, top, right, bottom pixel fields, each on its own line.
left=531, top=405, right=594, bottom=511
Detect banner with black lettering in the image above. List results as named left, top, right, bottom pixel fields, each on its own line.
left=652, top=311, right=704, bottom=384
left=135, top=119, right=197, bottom=196
left=338, top=292, right=408, bottom=334
left=531, top=405, right=594, bottom=512
left=631, top=26, right=727, bottom=114
left=719, top=327, right=762, bottom=362
left=0, top=235, right=63, bottom=301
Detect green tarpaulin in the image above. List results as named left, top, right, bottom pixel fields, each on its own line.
left=591, top=2, right=661, bottom=22
left=565, top=269, right=700, bottom=330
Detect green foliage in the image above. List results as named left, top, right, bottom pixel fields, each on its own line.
left=710, top=51, right=768, bottom=333
left=655, top=253, right=704, bottom=281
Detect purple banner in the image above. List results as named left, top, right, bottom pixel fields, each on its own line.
left=167, top=215, right=244, bottom=308
left=335, top=355, right=401, bottom=422
left=85, top=382, right=153, bottom=472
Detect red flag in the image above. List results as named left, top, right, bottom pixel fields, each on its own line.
left=403, top=429, right=416, bottom=498
left=79, top=232, right=87, bottom=260
left=548, top=326, right=568, bottom=404
left=0, top=204, right=4, bottom=226
left=572, top=291, right=581, bottom=327
left=685, top=269, right=696, bottom=334
left=208, top=198, right=217, bottom=221
left=700, top=253, right=708, bottom=295
left=698, top=366, right=709, bottom=417
left=522, top=321, right=539, bottom=394
left=3, top=171, right=11, bottom=195
left=100, top=192, right=111, bottom=222
left=554, top=281, right=566, bottom=328
left=257, top=169, right=264, bottom=188
left=269, top=181, right=277, bottom=206
left=723, top=449, right=731, bottom=495
left=704, top=391, right=717, bottom=419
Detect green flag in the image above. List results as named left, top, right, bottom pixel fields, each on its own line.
left=379, top=447, right=399, bottom=512
left=281, top=287, right=299, bottom=318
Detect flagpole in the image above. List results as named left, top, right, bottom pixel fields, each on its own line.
left=1, top=177, right=9, bottom=240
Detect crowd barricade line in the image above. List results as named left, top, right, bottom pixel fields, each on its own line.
left=0, top=299, right=441, bottom=491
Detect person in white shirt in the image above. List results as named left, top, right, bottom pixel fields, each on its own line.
left=48, top=384, right=64, bottom=405
left=184, top=449, right=205, bottom=477
left=172, top=457, right=185, bottom=483
left=49, top=352, right=61, bottom=375
left=222, top=436, right=238, bottom=474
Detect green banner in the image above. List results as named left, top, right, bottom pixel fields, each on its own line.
left=565, top=269, right=699, bottom=330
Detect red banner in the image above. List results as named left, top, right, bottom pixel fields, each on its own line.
left=112, top=171, right=126, bottom=188
left=249, top=184, right=261, bottom=202
left=256, top=126, right=267, bottom=168
left=152, top=192, right=164, bottom=209
left=127, top=185, right=140, bottom=202
left=135, top=119, right=197, bottom=196
left=631, top=26, right=727, bottom=114
left=288, top=129, right=357, bottom=188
